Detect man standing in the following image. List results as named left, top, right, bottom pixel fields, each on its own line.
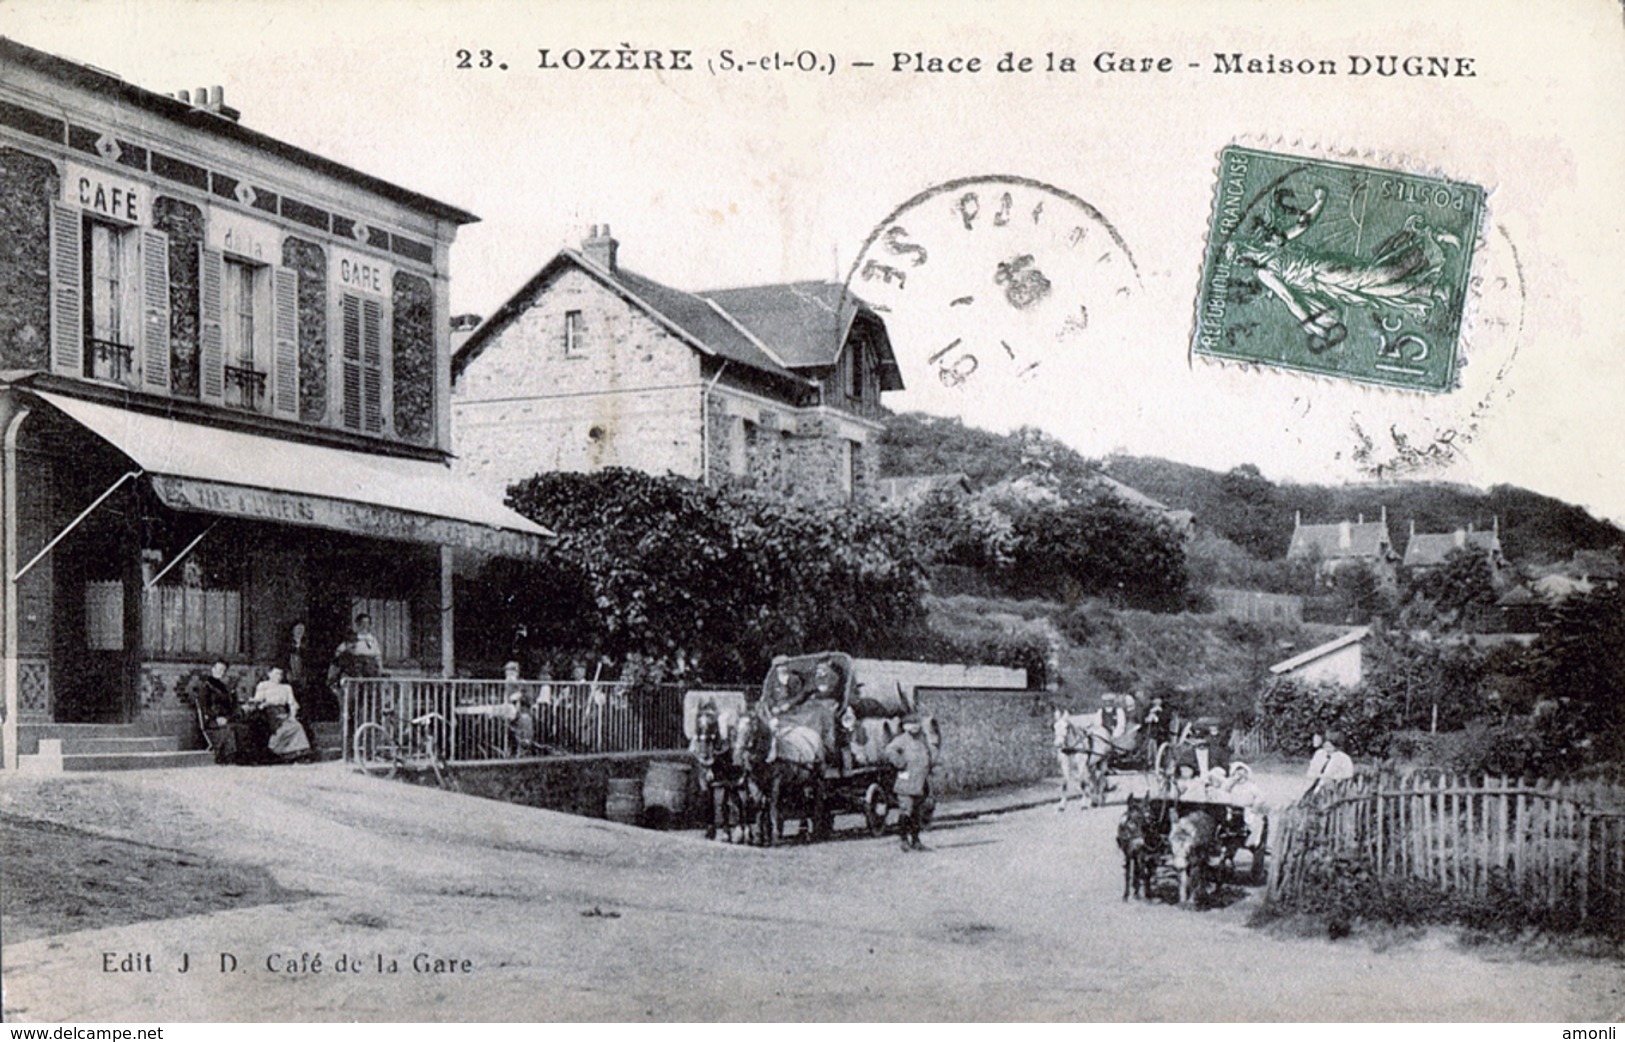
left=1305, top=729, right=1354, bottom=795
left=885, top=712, right=937, bottom=851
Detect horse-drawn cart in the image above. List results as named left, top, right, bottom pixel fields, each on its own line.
left=1118, top=768, right=1270, bottom=905
left=688, top=652, right=935, bottom=845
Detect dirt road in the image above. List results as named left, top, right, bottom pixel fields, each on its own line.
left=1, top=764, right=1619, bottom=1021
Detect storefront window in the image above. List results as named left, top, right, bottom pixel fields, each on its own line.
left=140, top=544, right=244, bottom=658
left=351, top=596, right=412, bottom=664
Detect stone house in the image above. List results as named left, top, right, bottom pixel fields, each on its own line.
left=450, top=226, right=903, bottom=501
left=0, top=39, right=546, bottom=767
left=1286, top=507, right=1399, bottom=587
left=1401, top=517, right=1507, bottom=574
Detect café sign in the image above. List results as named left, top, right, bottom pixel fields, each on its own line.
left=63, top=160, right=148, bottom=226
left=150, top=475, right=543, bottom=558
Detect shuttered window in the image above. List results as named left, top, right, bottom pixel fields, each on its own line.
left=340, top=292, right=384, bottom=433
left=50, top=205, right=170, bottom=390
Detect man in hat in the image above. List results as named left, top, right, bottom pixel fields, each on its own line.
left=885, top=712, right=937, bottom=851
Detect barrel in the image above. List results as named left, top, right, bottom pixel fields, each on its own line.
left=642, top=760, right=691, bottom=829
left=605, top=777, right=643, bottom=825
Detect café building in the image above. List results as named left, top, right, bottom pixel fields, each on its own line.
left=0, top=38, right=548, bottom=767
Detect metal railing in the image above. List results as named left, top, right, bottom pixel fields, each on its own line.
left=341, top=676, right=687, bottom=764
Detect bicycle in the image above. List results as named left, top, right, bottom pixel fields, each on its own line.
left=352, top=707, right=460, bottom=791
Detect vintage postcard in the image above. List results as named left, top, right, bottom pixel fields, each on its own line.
left=1, top=0, right=1622, bottom=1027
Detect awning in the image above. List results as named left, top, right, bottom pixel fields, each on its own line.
left=34, top=391, right=551, bottom=558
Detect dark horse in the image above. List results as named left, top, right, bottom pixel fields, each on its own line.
left=1116, top=794, right=1162, bottom=900
left=735, top=709, right=828, bottom=846
left=690, top=703, right=747, bottom=842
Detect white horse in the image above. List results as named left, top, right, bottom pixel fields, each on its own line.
left=1053, top=707, right=1141, bottom=810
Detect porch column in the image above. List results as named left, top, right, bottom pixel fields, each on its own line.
left=439, top=545, right=454, bottom=678
left=2, top=400, right=30, bottom=769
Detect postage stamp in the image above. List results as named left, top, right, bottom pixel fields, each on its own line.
left=1192, top=146, right=1485, bottom=393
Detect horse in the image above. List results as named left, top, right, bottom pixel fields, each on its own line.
left=689, top=702, right=747, bottom=842
left=735, top=709, right=828, bottom=846
left=1116, top=794, right=1161, bottom=900
left=1167, top=808, right=1220, bottom=905
left=1054, top=708, right=1143, bottom=809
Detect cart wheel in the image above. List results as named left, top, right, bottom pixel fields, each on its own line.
left=352, top=723, right=396, bottom=778
left=863, top=783, right=890, bottom=836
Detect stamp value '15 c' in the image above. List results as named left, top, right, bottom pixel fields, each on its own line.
left=1192, top=146, right=1485, bottom=393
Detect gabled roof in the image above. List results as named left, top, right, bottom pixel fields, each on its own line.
left=702, top=281, right=903, bottom=389
left=0, top=37, right=478, bottom=225
left=1288, top=520, right=1393, bottom=560
left=451, top=254, right=902, bottom=392
left=1402, top=529, right=1501, bottom=568
left=1269, top=627, right=1371, bottom=675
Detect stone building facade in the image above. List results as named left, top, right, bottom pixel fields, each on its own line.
left=0, top=39, right=545, bottom=765
left=451, top=227, right=901, bottom=501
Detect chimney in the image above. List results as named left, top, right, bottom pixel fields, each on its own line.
left=1358, top=513, right=1365, bottom=525
left=1294, top=510, right=1301, bottom=529
left=582, top=223, right=619, bottom=273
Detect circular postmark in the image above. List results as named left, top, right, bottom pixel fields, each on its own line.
left=843, top=175, right=1141, bottom=408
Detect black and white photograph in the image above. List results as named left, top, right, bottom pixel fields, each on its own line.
left=0, top=0, right=1622, bottom=1026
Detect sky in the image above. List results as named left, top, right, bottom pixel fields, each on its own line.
left=7, top=0, right=1623, bottom=524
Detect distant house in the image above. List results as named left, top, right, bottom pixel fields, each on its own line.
left=1402, top=518, right=1506, bottom=573
left=1286, top=508, right=1399, bottom=585
left=450, top=225, right=903, bottom=501
left=1268, top=627, right=1371, bottom=687
left=1569, top=548, right=1622, bottom=589
left=1492, top=584, right=1544, bottom=633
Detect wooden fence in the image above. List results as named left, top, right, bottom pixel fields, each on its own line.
left=1268, top=772, right=1625, bottom=935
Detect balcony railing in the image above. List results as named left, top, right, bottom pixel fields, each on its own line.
left=224, top=364, right=269, bottom=411
left=88, top=338, right=136, bottom=385
left=341, top=676, right=687, bottom=765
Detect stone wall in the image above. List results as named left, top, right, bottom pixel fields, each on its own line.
left=282, top=237, right=328, bottom=423
left=914, top=687, right=1057, bottom=795
left=0, top=147, right=55, bottom=370
left=391, top=271, right=435, bottom=444
left=152, top=196, right=203, bottom=397
left=452, top=266, right=702, bottom=495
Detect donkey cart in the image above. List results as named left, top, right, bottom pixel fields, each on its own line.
left=1118, top=788, right=1269, bottom=906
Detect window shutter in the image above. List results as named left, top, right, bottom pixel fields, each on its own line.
left=49, top=203, right=83, bottom=376
left=341, top=293, right=362, bottom=430
left=140, top=230, right=171, bottom=392
left=361, top=297, right=383, bottom=433
left=198, top=246, right=225, bottom=403
left=271, top=266, right=298, bottom=417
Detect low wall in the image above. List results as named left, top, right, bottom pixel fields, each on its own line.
left=403, top=750, right=705, bottom=828
left=851, top=659, right=1030, bottom=704
left=914, top=686, right=1056, bottom=795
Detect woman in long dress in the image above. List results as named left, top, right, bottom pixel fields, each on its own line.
left=249, top=666, right=311, bottom=762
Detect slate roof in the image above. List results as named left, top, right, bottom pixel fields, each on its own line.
left=1402, top=529, right=1501, bottom=568
left=0, top=37, right=479, bottom=225
left=452, top=254, right=902, bottom=392
left=1288, top=520, right=1394, bottom=561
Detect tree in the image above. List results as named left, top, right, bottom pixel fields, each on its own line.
left=1405, top=548, right=1499, bottom=631
left=1001, top=494, right=1189, bottom=611
left=1521, top=586, right=1625, bottom=765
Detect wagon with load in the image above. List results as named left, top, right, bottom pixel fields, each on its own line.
left=687, top=652, right=939, bottom=845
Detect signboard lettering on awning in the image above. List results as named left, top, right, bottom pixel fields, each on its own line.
left=150, top=475, right=542, bottom=558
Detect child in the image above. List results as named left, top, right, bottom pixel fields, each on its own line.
left=885, top=713, right=937, bottom=851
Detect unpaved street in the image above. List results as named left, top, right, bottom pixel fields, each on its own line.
left=2, top=764, right=1620, bottom=1022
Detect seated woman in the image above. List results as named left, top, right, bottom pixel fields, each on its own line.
left=247, top=666, right=311, bottom=763
left=198, top=660, right=246, bottom=765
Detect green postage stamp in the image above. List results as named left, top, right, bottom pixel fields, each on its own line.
left=1192, top=146, right=1485, bottom=393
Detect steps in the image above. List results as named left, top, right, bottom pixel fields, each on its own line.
left=17, top=721, right=213, bottom=773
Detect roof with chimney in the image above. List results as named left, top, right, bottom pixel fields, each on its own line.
left=1287, top=510, right=1396, bottom=562
left=0, top=37, right=478, bottom=224
left=1402, top=521, right=1503, bottom=569
left=450, top=230, right=903, bottom=391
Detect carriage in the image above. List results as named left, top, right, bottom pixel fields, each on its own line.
left=1118, top=769, right=1270, bottom=905
left=686, top=652, right=931, bottom=845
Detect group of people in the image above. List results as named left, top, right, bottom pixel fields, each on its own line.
left=197, top=612, right=386, bottom=766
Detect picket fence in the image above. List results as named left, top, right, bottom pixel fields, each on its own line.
left=1267, top=772, right=1625, bottom=935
